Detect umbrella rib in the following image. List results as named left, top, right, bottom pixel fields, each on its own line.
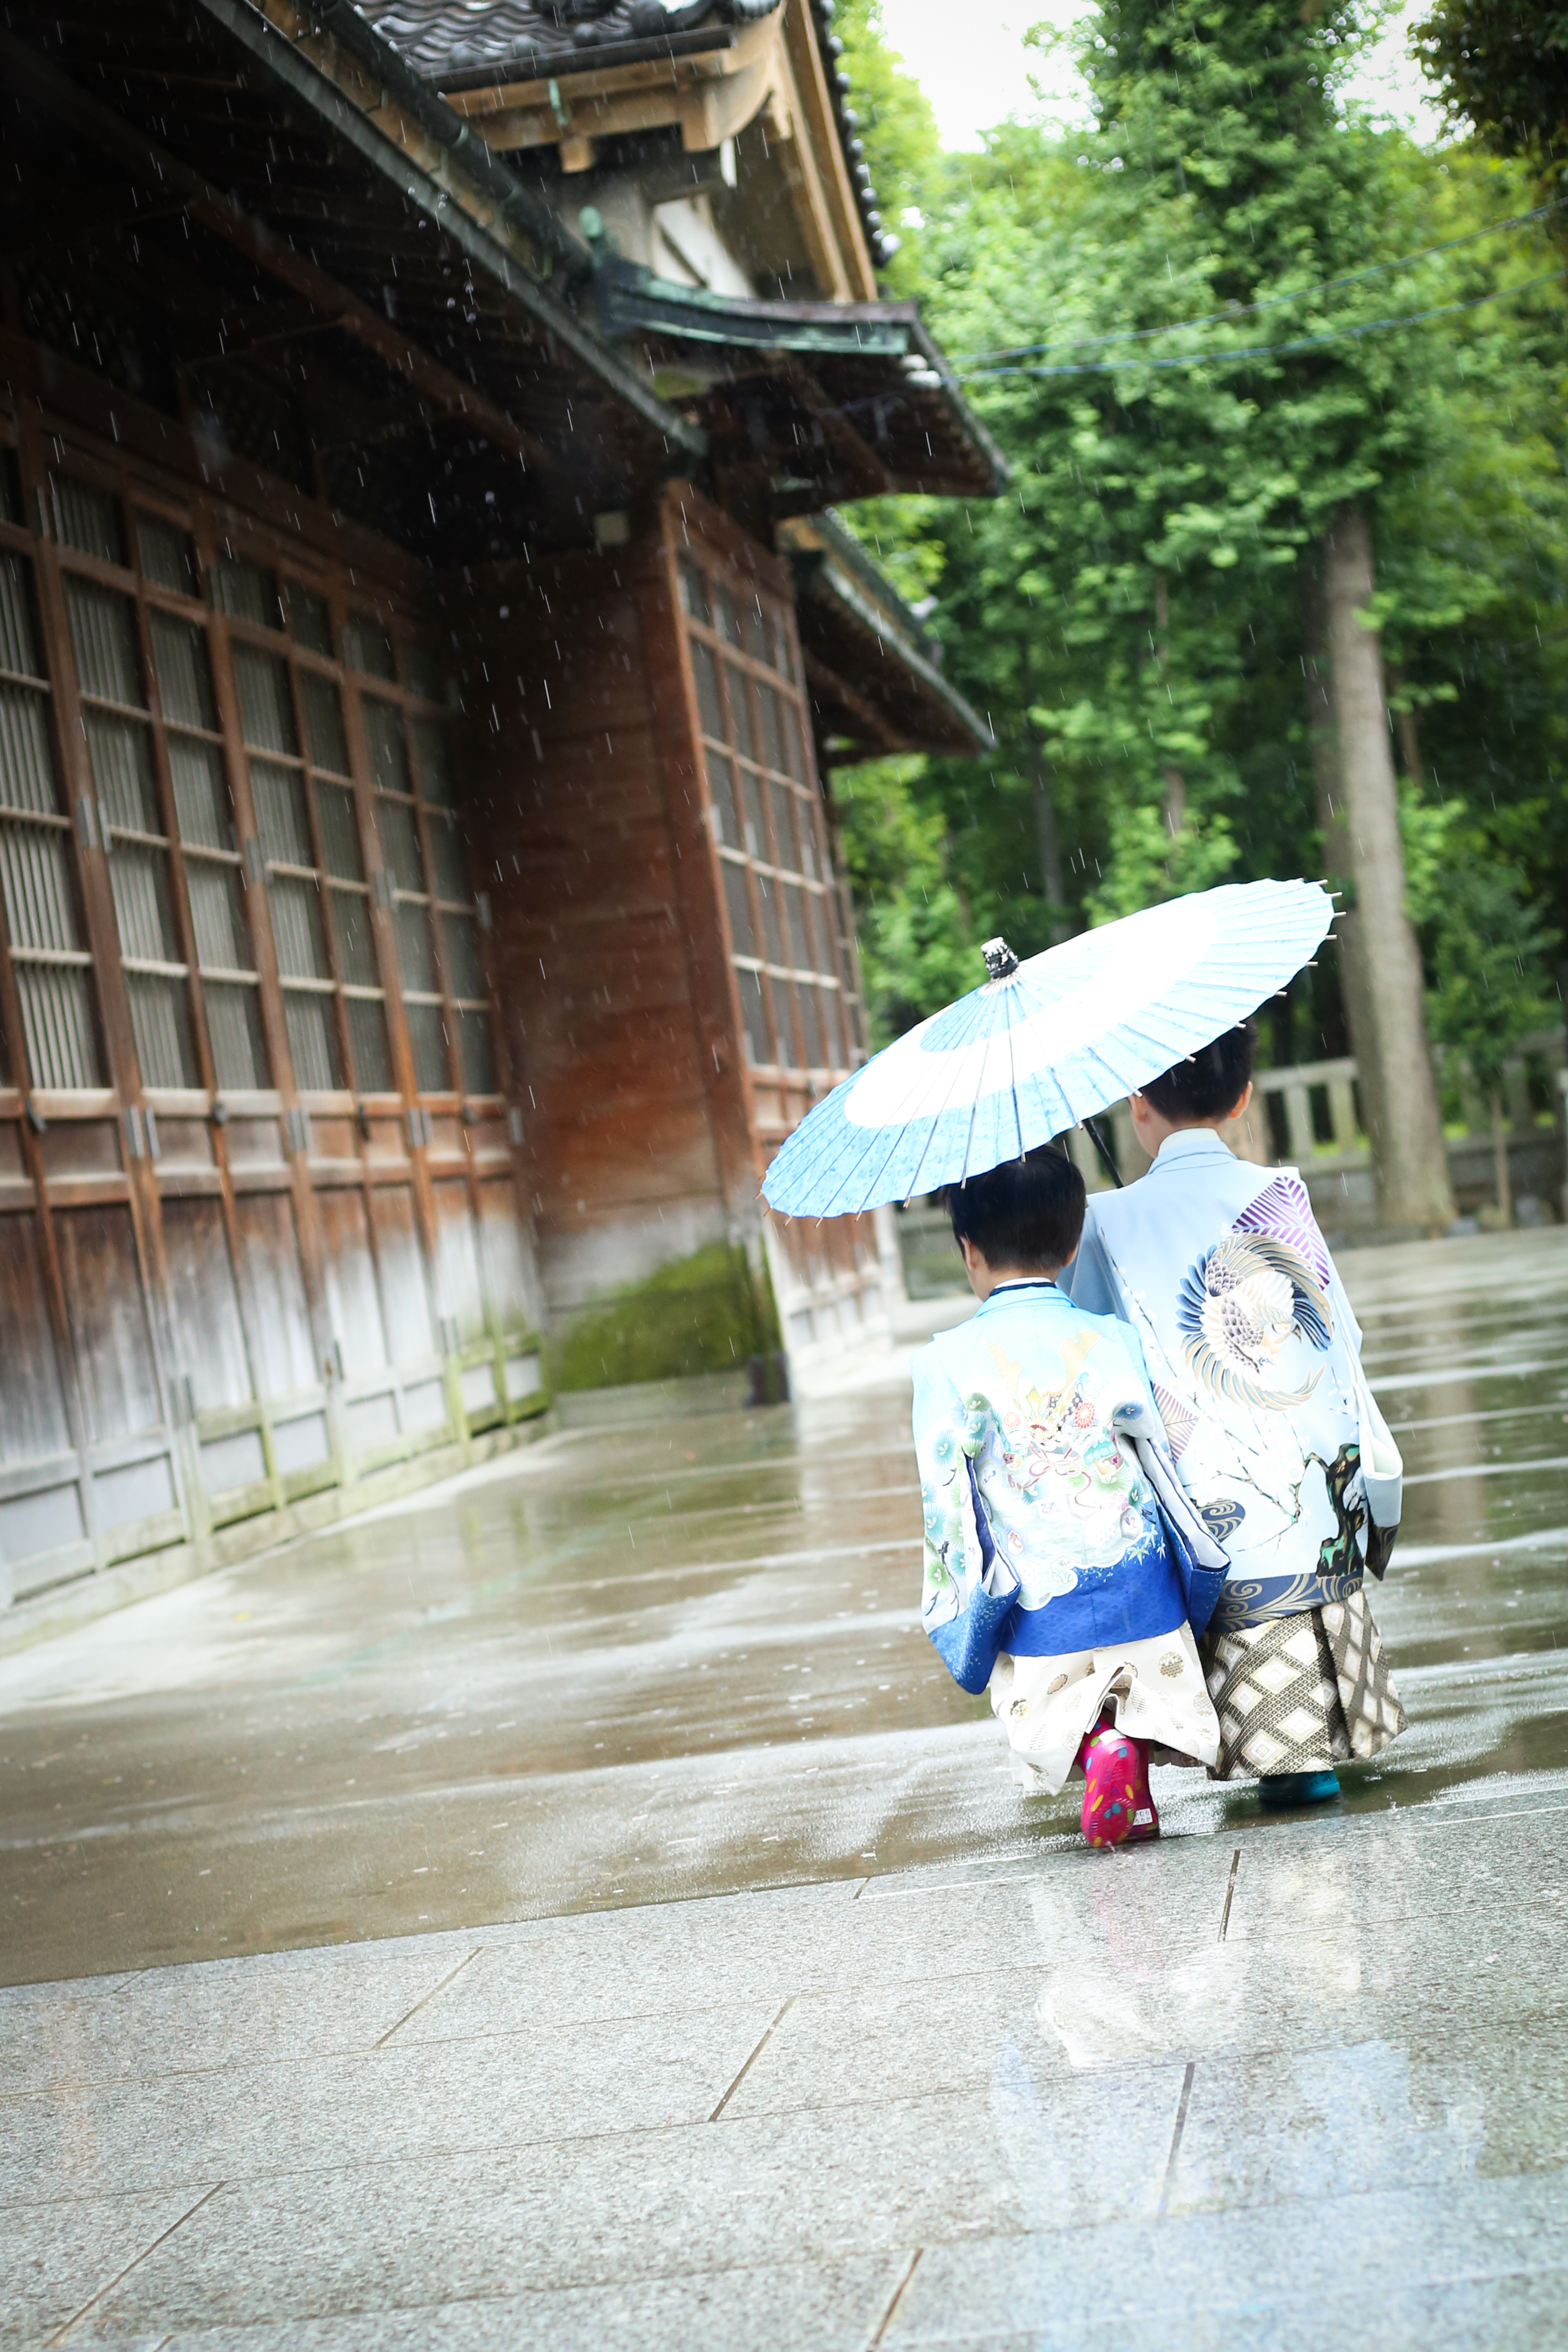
left=965, top=978, right=1024, bottom=1182
left=1004, top=982, right=1024, bottom=1164
left=772, top=1025, right=935, bottom=1218
left=913, top=983, right=1009, bottom=1201
left=829, top=1108, right=934, bottom=1222
left=768, top=880, right=1333, bottom=1217
left=810, top=1019, right=971, bottom=1216
left=953, top=992, right=996, bottom=1190
left=793, top=1107, right=904, bottom=1223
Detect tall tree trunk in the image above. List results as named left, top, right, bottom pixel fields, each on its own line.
left=1491, top=1093, right=1512, bottom=1225
left=1386, top=661, right=1425, bottom=790
left=1321, top=505, right=1453, bottom=1229
left=1154, top=572, right=1185, bottom=835
left=1031, top=741, right=1070, bottom=944
left=1300, top=563, right=1385, bottom=1158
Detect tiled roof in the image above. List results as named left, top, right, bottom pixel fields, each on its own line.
left=357, top=1, right=781, bottom=86
left=354, top=0, right=899, bottom=267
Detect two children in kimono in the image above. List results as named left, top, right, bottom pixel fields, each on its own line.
left=912, top=1020, right=1406, bottom=1850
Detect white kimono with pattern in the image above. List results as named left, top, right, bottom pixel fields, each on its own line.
left=1059, top=1128, right=1400, bottom=1629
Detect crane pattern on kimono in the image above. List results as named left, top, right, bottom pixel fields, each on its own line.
left=1176, top=1218, right=1334, bottom=1414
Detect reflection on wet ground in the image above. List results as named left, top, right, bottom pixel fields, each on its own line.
left=1, top=1228, right=1565, bottom=1988
left=5, top=1230, right=1568, bottom=2350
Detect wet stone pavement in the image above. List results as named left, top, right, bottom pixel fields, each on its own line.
left=2, top=1226, right=1567, bottom=2348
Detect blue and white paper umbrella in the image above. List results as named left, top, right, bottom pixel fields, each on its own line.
left=762, top=879, right=1333, bottom=1219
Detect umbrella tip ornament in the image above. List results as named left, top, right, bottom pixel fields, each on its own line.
left=981, top=936, right=1019, bottom=982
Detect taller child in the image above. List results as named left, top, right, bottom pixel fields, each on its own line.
left=1060, top=1023, right=1407, bottom=1806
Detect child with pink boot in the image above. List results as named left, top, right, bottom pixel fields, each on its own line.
left=913, top=1146, right=1227, bottom=1848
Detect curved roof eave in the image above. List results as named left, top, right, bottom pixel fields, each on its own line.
left=208, top=0, right=705, bottom=459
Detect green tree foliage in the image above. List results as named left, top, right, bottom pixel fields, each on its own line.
left=832, top=756, right=978, bottom=1033
left=832, top=0, right=947, bottom=295
left=830, top=1, right=1568, bottom=1064
left=1407, top=809, right=1560, bottom=1101
left=1415, top=3, right=1568, bottom=201
left=1413, top=826, right=1560, bottom=1210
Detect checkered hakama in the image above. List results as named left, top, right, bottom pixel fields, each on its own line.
left=1199, top=1587, right=1407, bottom=1780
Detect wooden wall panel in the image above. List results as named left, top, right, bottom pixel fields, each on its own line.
left=53, top=1203, right=164, bottom=1444
left=0, top=355, right=547, bottom=1615
left=160, top=1195, right=252, bottom=1414
left=318, top=1187, right=389, bottom=1379
left=232, top=1192, right=318, bottom=1400
left=0, top=1212, right=73, bottom=1466
left=477, top=1179, right=533, bottom=1336
left=368, top=1184, right=437, bottom=1366
left=431, top=1177, right=486, bottom=1344
left=465, top=542, right=729, bottom=1312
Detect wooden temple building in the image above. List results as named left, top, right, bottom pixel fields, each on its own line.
left=0, top=0, right=1000, bottom=1630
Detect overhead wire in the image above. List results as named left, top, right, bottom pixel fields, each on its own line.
left=954, top=264, right=1567, bottom=382
left=958, top=192, right=1568, bottom=366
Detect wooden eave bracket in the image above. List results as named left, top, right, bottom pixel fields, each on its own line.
left=199, top=0, right=704, bottom=455
left=443, top=16, right=773, bottom=137
left=441, top=6, right=864, bottom=302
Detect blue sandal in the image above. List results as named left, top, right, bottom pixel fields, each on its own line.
left=1258, top=1769, right=1340, bottom=1808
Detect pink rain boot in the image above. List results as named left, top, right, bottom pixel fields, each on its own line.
left=1076, top=1712, right=1159, bottom=1848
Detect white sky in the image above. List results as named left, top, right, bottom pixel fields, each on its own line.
left=875, top=0, right=1447, bottom=152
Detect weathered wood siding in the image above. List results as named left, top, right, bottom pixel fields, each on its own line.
left=0, top=336, right=544, bottom=1620
left=469, top=518, right=743, bottom=1314
left=468, top=483, right=892, bottom=1361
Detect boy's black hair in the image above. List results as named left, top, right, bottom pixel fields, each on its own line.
left=947, top=1143, right=1086, bottom=1270
left=1140, top=1019, right=1256, bottom=1124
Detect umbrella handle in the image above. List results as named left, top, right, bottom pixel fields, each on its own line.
left=1082, top=1116, right=1124, bottom=1189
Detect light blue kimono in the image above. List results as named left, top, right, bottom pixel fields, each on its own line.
left=912, top=1280, right=1225, bottom=1693
left=1060, top=1130, right=1400, bottom=1629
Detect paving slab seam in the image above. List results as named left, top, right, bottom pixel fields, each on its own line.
left=0, top=2013, right=1213, bottom=2126
left=1, top=1873, right=878, bottom=2003
left=1390, top=1399, right=1568, bottom=1434
left=1382, top=1524, right=1568, bottom=1569
left=60, top=2223, right=1055, bottom=2334
left=17, top=1793, right=1546, bottom=2013
left=0, top=1999, right=833, bottom=2101
left=868, top=2249, right=924, bottom=2349
left=854, top=1847, right=1202, bottom=1900
left=42, top=2180, right=223, bottom=2346
left=708, top=1998, right=799, bottom=2120
left=373, top=1947, right=485, bottom=2047
left=1, top=2077, right=1231, bottom=2221
left=885, top=2197, right=1568, bottom=2329
left=1154, top=2058, right=1198, bottom=2218
left=1401, top=1649, right=1568, bottom=1688
left=4, top=1781, right=1560, bottom=2015
left=61, top=2248, right=930, bottom=2345
left=603, top=1441, right=917, bottom=1491
left=1401, top=1439, right=1568, bottom=1477
left=570, top=1536, right=923, bottom=1592
left=1217, top=1791, right=1568, bottom=1855
left=699, top=2047, right=1199, bottom=2130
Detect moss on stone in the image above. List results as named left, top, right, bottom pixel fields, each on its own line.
left=549, top=1241, right=781, bottom=1393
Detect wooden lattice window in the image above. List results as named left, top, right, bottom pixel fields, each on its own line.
left=220, top=552, right=348, bottom=1093
left=0, top=461, right=103, bottom=1088
left=350, top=612, right=496, bottom=1099
left=677, top=554, right=863, bottom=1077
left=142, top=517, right=270, bottom=1090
